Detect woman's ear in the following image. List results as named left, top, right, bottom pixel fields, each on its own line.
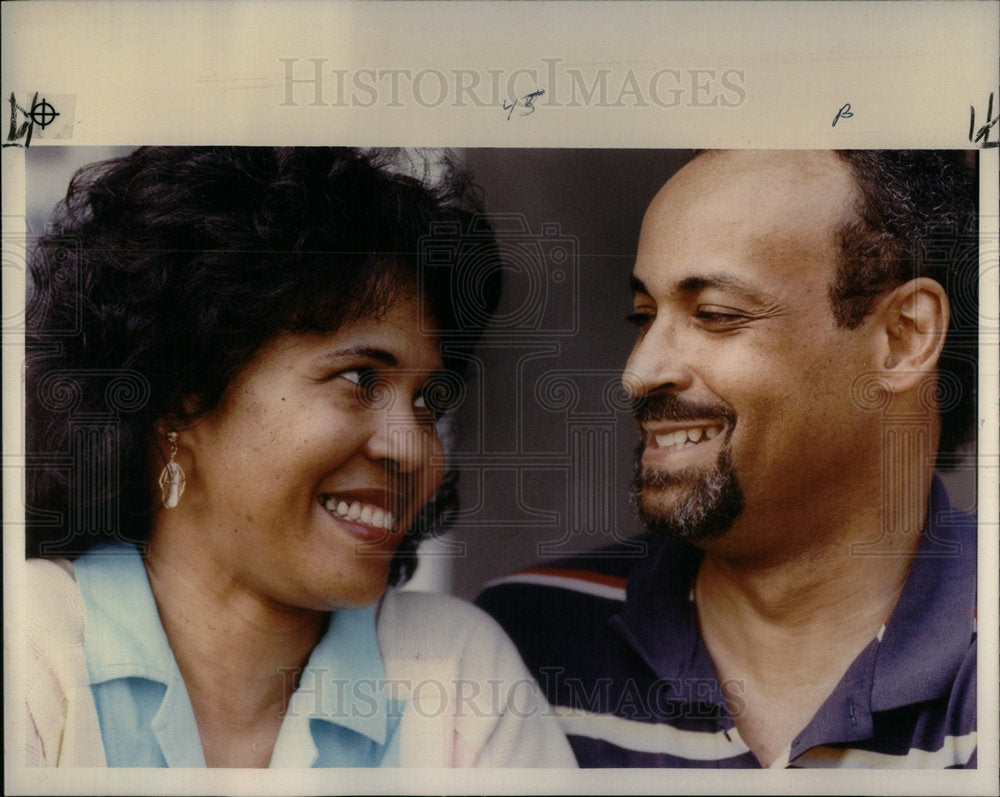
left=154, top=398, right=201, bottom=461
left=876, top=278, right=949, bottom=393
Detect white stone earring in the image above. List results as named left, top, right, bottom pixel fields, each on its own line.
left=158, top=431, right=186, bottom=509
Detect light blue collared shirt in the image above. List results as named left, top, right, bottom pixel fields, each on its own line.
left=74, top=543, right=403, bottom=767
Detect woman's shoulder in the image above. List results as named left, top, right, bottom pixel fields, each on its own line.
left=22, top=558, right=108, bottom=766
left=26, top=556, right=77, bottom=584
left=24, top=558, right=86, bottom=647
left=376, top=588, right=517, bottom=661
left=377, top=587, right=506, bottom=631
left=374, top=588, right=578, bottom=768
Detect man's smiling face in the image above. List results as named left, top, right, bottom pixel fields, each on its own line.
left=624, top=151, right=884, bottom=553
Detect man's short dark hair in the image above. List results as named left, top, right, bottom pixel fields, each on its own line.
left=832, top=151, right=978, bottom=465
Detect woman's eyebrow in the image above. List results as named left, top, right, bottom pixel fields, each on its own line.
left=316, top=346, right=400, bottom=367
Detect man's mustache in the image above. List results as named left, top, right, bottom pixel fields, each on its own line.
left=631, top=392, right=734, bottom=425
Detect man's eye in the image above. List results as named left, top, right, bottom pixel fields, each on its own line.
left=696, top=307, right=750, bottom=327
left=626, top=311, right=654, bottom=329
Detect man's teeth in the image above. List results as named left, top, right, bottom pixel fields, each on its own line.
left=653, top=425, right=723, bottom=450
left=324, top=497, right=395, bottom=530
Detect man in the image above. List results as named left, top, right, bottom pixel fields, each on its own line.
left=476, top=150, right=978, bottom=768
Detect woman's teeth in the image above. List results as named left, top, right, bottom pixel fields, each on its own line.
left=654, top=425, right=722, bottom=450
left=323, top=497, right=395, bottom=531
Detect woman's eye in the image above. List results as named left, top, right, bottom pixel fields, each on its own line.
left=414, top=375, right=461, bottom=422
left=413, top=390, right=445, bottom=423
left=339, top=368, right=384, bottom=405
left=412, top=393, right=434, bottom=420
left=339, top=368, right=372, bottom=389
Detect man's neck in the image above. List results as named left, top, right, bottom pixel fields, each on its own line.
left=693, top=475, right=929, bottom=767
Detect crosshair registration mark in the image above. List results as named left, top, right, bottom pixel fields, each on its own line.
left=4, top=92, right=60, bottom=148
left=29, top=98, right=59, bottom=129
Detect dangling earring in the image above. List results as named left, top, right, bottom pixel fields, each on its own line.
left=159, top=431, right=186, bottom=509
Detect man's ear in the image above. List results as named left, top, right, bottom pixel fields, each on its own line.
left=876, top=278, right=949, bottom=392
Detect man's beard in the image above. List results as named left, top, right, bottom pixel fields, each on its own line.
left=629, top=393, right=744, bottom=542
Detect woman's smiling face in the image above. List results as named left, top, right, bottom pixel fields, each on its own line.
left=169, top=296, right=446, bottom=612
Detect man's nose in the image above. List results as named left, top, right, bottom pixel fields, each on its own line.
left=622, top=323, right=694, bottom=400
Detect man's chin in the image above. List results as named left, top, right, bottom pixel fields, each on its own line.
left=631, top=461, right=744, bottom=543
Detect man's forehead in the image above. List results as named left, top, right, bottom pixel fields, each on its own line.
left=648, top=150, right=856, bottom=225
left=633, top=150, right=858, bottom=293
left=675, top=149, right=851, bottom=188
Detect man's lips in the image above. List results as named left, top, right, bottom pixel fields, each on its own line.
left=641, top=421, right=726, bottom=453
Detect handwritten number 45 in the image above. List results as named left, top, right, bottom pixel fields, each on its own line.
left=505, top=89, right=545, bottom=120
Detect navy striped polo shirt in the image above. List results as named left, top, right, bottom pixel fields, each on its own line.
left=476, top=478, right=976, bottom=768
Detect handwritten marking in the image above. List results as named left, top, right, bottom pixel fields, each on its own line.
left=504, top=89, right=545, bottom=120
left=832, top=102, right=853, bottom=128
left=3, top=92, right=61, bottom=148
left=969, top=91, right=998, bottom=148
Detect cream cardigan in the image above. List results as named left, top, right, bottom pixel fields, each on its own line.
left=23, top=557, right=576, bottom=768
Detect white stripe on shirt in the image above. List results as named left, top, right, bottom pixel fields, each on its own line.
left=483, top=573, right=626, bottom=602
left=551, top=705, right=751, bottom=760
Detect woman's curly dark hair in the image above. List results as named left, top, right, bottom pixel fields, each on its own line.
left=833, top=151, right=978, bottom=466
left=26, top=146, right=502, bottom=584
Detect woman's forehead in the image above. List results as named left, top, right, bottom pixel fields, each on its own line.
left=275, top=300, right=444, bottom=370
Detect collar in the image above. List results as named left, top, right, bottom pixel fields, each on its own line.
left=74, top=542, right=178, bottom=686
left=869, top=476, right=977, bottom=710
left=75, top=542, right=394, bottom=766
left=269, top=601, right=394, bottom=767
left=287, top=601, right=392, bottom=743
left=792, top=477, right=977, bottom=755
left=611, top=534, right=727, bottom=708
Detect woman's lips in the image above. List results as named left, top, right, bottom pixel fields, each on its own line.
left=316, top=488, right=407, bottom=547
left=321, top=495, right=396, bottom=532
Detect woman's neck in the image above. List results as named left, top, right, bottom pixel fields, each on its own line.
left=143, top=527, right=327, bottom=767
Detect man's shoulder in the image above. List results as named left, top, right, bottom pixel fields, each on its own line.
left=476, top=534, right=657, bottom=610
left=474, top=534, right=684, bottom=675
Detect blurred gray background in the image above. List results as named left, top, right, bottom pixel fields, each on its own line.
left=25, top=147, right=978, bottom=601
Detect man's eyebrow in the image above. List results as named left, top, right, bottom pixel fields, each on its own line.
left=630, top=272, right=778, bottom=306
left=676, top=274, right=777, bottom=305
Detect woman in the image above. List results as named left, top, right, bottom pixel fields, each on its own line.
left=24, top=147, right=575, bottom=768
